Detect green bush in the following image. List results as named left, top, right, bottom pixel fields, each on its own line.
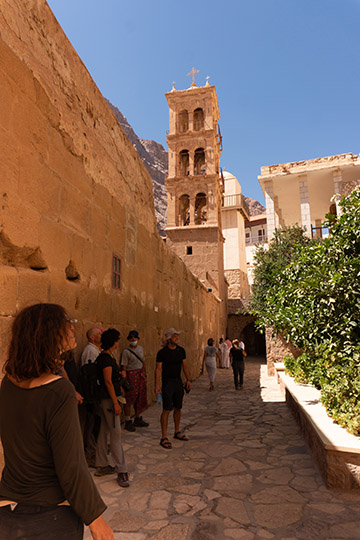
left=251, top=188, right=360, bottom=435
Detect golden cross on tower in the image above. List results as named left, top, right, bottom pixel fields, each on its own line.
left=187, top=67, right=199, bottom=86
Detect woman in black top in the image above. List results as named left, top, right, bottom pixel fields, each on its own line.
left=229, top=339, right=247, bottom=390
left=95, top=329, right=129, bottom=488
left=0, top=303, right=113, bottom=540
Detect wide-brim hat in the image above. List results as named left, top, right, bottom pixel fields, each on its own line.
left=165, top=328, right=181, bottom=340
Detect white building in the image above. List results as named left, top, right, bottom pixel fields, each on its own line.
left=245, top=213, right=267, bottom=286
left=258, top=153, right=360, bottom=240
left=221, top=171, right=250, bottom=308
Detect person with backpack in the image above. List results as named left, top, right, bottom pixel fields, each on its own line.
left=95, top=329, right=130, bottom=488
left=121, top=330, right=149, bottom=432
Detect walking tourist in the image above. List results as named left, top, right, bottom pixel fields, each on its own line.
left=218, top=337, right=229, bottom=368
left=229, top=338, right=247, bottom=390
left=224, top=336, right=232, bottom=368
left=95, top=329, right=130, bottom=488
left=155, top=328, right=191, bottom=449
left=0, top=303, right=113, bottom=540
left=121, top=330, right=149, bottom=432
left=202, top=338, right=221, bottom=391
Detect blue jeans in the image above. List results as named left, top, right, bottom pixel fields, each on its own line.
left=0, top=504, right=83, bottom=540
left=232, top=360, right=245, bottom=388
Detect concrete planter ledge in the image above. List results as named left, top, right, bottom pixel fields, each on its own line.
left=277, top=371, right=360, bottom=489
left=273, top=362, right=285, bottom=383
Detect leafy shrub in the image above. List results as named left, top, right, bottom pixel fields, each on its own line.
left=251, top=188, right=360, bottom=434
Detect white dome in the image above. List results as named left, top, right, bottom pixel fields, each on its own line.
left=222, top=170, right=242, bottom=195
left=222, top=170, right=236, bottom=180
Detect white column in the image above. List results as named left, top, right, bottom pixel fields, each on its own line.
left=298, top=177, right=311, bottom=237
left=264, top=181, right=275, bottom=240
left=333, top=169, right=343, bottom=216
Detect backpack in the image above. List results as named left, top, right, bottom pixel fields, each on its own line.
left=78, top=360, right=102, bottom=404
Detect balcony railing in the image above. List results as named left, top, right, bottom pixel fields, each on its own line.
left=245, top=234, right=268, bottom=245
left=222, top=194, right=250, bottom=218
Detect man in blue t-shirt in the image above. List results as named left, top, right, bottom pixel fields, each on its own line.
left=155, top=328, right=191, bottom=449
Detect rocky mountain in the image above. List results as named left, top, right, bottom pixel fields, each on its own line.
left=244, top=197, right=265, bottom=216
left=106, top=100, right=167, bottom=235
left=106, top=99, right=265, bottom=235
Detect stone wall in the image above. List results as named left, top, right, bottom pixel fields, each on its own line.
left=166, top=226, right=228, bottom=329
left=0, top=0, right=225, bottom=391
left=225, top=269, right=249, bottom=306
left=343, top=179, right=360, bottom=196
left=265, top=328, right=302, bottom=376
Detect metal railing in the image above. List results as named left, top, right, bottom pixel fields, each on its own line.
left=245, top=234, right=268, bottom=245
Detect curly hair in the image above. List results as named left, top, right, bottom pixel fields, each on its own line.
left=101, top=328, right=120, bottom=351
left=207, top=338, right=214, bottom=346
left=4, top=303, right=72, bottom=380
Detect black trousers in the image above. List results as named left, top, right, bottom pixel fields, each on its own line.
left=0, top=504, right=83, bottom=540
left=232, top=360, right=245, bottom=388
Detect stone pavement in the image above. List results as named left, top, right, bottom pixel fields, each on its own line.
left=85, top=358, right=360, bottom=540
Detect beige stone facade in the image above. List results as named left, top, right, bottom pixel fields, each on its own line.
left=165, top=82, right=227, bottom=330
left=221, top=171, right=250, bottom=309
left=259, top=153, right=360, bottom=240
left=245, top=213, right=267, bottom=286
left=0, top=1, right=224, bottom=394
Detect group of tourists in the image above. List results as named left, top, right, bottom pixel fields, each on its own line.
left=202, top=336, right=247, bottom=391
left=73, top=326, right=149, bottom=490
left=0, top=303, right=192, bottom=539
left=0, top=301, right=245, bottom=539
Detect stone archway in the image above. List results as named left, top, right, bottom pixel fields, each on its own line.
left=227, top=314, right=266, bottom=356
left=242, top=321, right=266, bottom=356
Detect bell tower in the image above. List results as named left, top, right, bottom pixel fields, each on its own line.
left=165, top=72, right=225, bottom=299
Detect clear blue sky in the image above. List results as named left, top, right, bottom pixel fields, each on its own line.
left=47, top=0, right=360, bottom=204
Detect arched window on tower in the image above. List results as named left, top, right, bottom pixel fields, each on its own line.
left=179, top=194, right=190, bottom=226
left=178, top=109, right=189, bottom=133
left=194, top=148, right=206, bottom=175
left=193, top=108, right=204, bottom=131
left=179, top=149, right=190, bottom=176
left=195, top=193, right=207, bottom=225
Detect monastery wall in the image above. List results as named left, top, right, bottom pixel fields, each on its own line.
left=0, top=1, right=224, bottom=393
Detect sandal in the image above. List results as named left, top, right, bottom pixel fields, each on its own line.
left=160, top=437, right=172, bottom=449
left=174, top=431, right=189, bottom=441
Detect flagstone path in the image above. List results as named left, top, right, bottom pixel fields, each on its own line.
left=85, top=357, right=360, bottom=540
